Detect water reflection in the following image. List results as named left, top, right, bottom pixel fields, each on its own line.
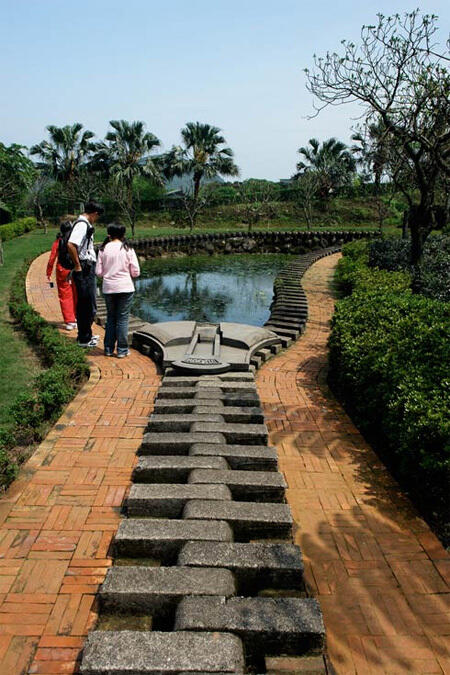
left=132, top=254, right=295, bottom=326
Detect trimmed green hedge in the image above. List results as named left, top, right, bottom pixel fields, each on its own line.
left=330, top=241, right=450, bottom=540
left=0, top=217, right=37, bottom=242
left=0, top=260, right=89, bottom=488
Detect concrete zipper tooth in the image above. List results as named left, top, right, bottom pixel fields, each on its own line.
left=81, top=247, right=341, bottom=674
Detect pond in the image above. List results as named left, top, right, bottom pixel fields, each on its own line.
left=132, top=253, right=296, bottom=326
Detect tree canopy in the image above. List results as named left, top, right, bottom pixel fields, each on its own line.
left=304, top=10, right=450, bottom=279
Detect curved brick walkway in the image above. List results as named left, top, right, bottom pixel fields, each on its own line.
left=256, top=253, right=450, bottom=674
left=0, top=253, right=161, bottom=674
left=1, top=250, right=449, bottom=674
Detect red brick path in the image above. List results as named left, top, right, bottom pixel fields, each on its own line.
left=256, top=253, right=450, bottom=674
left=2, top=251, right=449, bottom=674
left=0, top=253, right=161, bottom=674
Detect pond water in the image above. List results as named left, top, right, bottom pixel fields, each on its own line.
left=132, top=253, right=295, bottom=326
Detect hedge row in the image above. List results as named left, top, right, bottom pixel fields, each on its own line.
left=0, top=261, right=89, bottom=489
left=330, top=240, right=450, bottom=539
left=0, top=217, right=37, bottom=242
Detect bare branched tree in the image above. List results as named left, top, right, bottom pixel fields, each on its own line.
left=305, top=10, right=450, bottom=288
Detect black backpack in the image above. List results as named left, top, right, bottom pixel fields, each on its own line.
left=57, top=219, right=94, bottom=270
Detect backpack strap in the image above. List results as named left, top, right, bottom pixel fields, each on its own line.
left=72, top=218, right=94, bottom=255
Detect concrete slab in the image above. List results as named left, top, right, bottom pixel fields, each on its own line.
left=175, top=597, right=325, bottom=656
left=178, top=541, right=304, bottom=591
left=189, top=444, right=278, bottom=471
left=133, top=455, right=229, bottom=483
left=100, top=566, right=236, bottom=613
left=80, top=630, right=245, bottom=674
left=127, top=483, right=232, bottom=517
left=183, top=500, right=293, bottom=540
left=114, top=518, right=233, bottom=562
left=188, top=469, right=286, bottom=502
left=139, top=432, right=226, bottom=455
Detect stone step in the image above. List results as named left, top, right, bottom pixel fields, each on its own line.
left=80, top=630, right=245, bottom=674
left=188, top=469, right=286, bottom=502
left=250, top=354, right=262, bottom=368
left=177, top=541, right=304, bottom=592
left=114, top=518, right=233, bottom=562
left=267, top=333, right=293, bottom=349
left=100, top=566, right=235, bottom=614
left=190, top=422, right=268, bottom=445
left=270, top=343, right=283, bottom=355
left=139, top=432, right=226, bottom=455
left=151, top=403, right=263, bottom=424
left=127, top=483, right=232, bottom=517
left=267, top=318, right=305, bottom=331
left=270, top=309, right=307, bottom=319
left=183, top=500, right=292, bottom=540
left=163, top=372, right=255, bottom=383
left=189, top=444, right=278, bottom=471
left=194, top=406, right=264, bottom=424
left=133, top=456, right=229, bottom=483
left=146, top=414, right=224, bottom=432
left=153, top=399, right=224, bottom=413
left=196, top=392, right=260, bottom=407
left=175, top=597, right=325, bottom=656
left=264, top=325, right=299, bottom=340
left=255, top=347, right=272, bottom=362
left=158, top=382, right=256, bottom=399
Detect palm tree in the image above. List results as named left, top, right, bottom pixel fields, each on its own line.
left=296, top=137, right=356, bottom=208
left=98, top=120, right=162, bottom=236
left=163, top=122, right=239, bottom=228
left=351, top=120, right=390, bottom=193
left=30, top=123, right=96, bottom=207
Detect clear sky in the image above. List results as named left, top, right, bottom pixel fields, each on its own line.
left=1, top=0, right=449, bottom=180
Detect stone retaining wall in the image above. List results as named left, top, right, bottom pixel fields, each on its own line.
left=129, top=228, right=370, bottom=258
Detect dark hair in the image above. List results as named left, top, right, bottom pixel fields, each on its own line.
left=55, top=219, right=73, bottom=240
left=84, top=200, right=104, bottom=215
left=100, top=222, right=131, bottom=250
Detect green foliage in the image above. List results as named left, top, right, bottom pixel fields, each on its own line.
left=0, top=260, right=89, bottom=489
left=368, top=236, right=450, bottom=302
left=331, top=247, right=450, bottom=536
left=0, top=217, right=37, bottom=242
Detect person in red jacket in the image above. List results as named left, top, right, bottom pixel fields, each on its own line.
left=46, top=221, right=78, bottom=330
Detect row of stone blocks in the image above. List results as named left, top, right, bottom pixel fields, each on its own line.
left=81, top=346, right=326, bottom=671
left=263, top=247, right=340, bottom=345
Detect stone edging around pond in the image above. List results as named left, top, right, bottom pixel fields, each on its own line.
left=128, top=228, right=370, bottom=258
left=95, top=238, right=351, bottom=372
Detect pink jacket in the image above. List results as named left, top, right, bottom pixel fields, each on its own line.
left=96, top=241, right=140, bottom=294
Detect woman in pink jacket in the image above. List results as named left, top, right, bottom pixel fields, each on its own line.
left=95, top=224, right=140, bottom=358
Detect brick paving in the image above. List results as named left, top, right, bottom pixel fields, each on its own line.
left=2, top=250, right=449, bottom=673
left=0, top=253, right=161, bottom=674
left=256, top=253, right=450, bottom=674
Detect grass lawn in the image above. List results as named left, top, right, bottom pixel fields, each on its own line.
left=0, top=229, right=55, bottom=425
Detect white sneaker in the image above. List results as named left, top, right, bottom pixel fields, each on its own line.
left=65, top=322, right=77, bottom=331
left=78, top=338, right=98, bottom=348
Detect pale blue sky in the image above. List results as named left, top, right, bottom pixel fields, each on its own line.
left=1, top=0, right=449, bottom=179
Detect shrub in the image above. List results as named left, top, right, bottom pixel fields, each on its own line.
left=331, top=248, right=450, bottom=540
left=0, top=258, right=89, bottom=490
left=367, top=235, right=450, bottom=302
left=0, top=217, right=36, bottom=242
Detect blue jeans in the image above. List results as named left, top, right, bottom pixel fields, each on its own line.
left=103, top=292, right=134, bottom=356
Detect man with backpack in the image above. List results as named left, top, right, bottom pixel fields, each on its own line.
left=67, top=201, right=104, bottom=347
